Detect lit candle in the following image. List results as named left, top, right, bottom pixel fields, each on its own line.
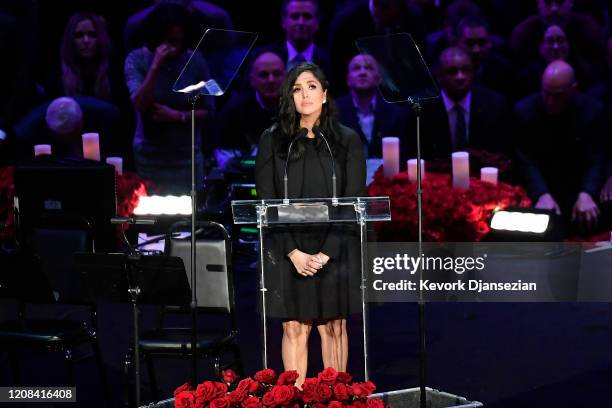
left=34, top=144, right=52, bottom=156
left=382, top=137, right=400, bottom=177
left=452, top=151, right=470, bottom=189
left=82, top=133, right=100, bottom=160
left=407, top=159, right=425, bottom=183
left=480, top=167, right=498, bottom=185
left=106, top=156, right=123, bottom=175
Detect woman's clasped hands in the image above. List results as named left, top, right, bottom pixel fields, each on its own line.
left=288, top=250, right=330, bottom=277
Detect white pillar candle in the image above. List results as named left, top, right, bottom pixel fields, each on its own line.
left=407, top=159, right=425, bottom=182
left=480, top=167, right=498, bottom=185
left=82, top=132, right=100, bottom=160
left=34, top=144, right=52, bottom=156
left=382, top=137, right=400, bottom=177
left=452, top=151, right=470, bottom=189
left=106, top=156, right=123, bottom=175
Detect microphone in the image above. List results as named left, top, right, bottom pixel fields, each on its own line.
left=312, top=126, right=338, bottom=205
left=110, top=216, right=156, bottom=225
left=283, top=128, right=308, bottom=204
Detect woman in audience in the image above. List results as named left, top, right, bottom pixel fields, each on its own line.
left=55, top=12, right=114, bottom=100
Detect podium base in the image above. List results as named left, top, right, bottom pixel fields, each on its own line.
left=372, top=388, right=482, bottom=408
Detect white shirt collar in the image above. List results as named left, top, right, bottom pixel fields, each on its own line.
left=286, top=41, right=315, bottom=63
left=441, top=89, right=471, bottom=114
left=351, top=93, right=377, bottom=113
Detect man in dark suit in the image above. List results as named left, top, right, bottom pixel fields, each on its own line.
left=455, top=15, right=514, bottom=96
left=213, top=51, right=285, bottom=168
left=515, top=60, right=607, bottom=232
left=335, top=53, right=407, bottom=159
left=259, top=0, right=330, bottom=76
left=419, top=47, right=509, bottom=160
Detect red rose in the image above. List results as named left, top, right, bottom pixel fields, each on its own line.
left=302, top=379, right=319, bottom=404
left=196, top=382, right=219, bottom=403
left=175, top=391, right=196, bottom=408
left=175, top=382, right=194, bottom=397
left=255, top=369, right=277, bottom=384
left=318, top=367, right=338, bottom=385
left=329, top=402, right=344, bottom=408
left=229, top=390, right=247, bottom=404
left=352, top=400, right=365, bottom=408
left=222, top=369, right=240, bottom=384
left=333, top=383, right=350, bottom=401
left=366, top=398, right=384, bottom=408
left=237, top=378, right=253, bottom=393
left=262, top=391, right=276, bottom=406
left=242, top=396, right=263, bottom=408
left=270, top=385, right=295, bottom=405
left=349, top=382, right=375, bottom=398
left=314, top=403, right=328, bottom=408
left=210, top=397, right=231, bottom=408
left=336, top=372, right=352, bottom=384
left=277, top=370, right=299, bottom=386
left=316, top=383, right=333, bottom=402
left=249, top=381, right=261, bottom=394
left=214, top=382, right=228, bottom=399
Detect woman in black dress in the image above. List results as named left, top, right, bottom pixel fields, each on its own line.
left=255, top=63, right=366, bottom=385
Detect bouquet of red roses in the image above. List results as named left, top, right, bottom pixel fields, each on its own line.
left=173, top=368, right=388, bottom=408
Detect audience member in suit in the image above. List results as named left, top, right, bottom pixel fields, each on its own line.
left=511, top=0, right=604, bottom=64
left=214, top=51, right=286, bottom=169
left=419, top=47, right=510, bottom=161
left=517, top=24, right=605, bottom=99
left=455, top=15, right=514, bottom=96
left=515, top=60, right=607, bottom=233
left=425, top=0, right=504, bottom=64
left=335, top=53, right=407, bottom=159
left=124, top=0, right=233, bottom=53
left=258, top=0, right=331, bottom=76
left=328, top=0, right=428, bottom=93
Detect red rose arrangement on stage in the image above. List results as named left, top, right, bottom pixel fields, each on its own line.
left=0, top=165, right=150, bottom=240
left=367, top=167, right=531, bottom=242
left=173, top=368, right=387, bottom=408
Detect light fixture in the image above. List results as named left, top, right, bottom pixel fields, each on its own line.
left=133, top=195, right=192, bottom=215
left=485, top=207, right=561, bottom=241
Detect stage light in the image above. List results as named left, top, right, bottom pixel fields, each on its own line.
left=486, top=207, right=561, bottom=241
left=133, top=195, right=192, bottom=215
left=490, top=210, right=550, bottom=234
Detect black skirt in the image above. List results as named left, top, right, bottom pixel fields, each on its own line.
left=261, top=223, right=362, bottom=321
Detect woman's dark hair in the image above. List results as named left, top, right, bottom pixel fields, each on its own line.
left=276, top=62, right=338, bottom=160
left=61, top=12, right=112, bottom=99
left=144, top=3, right=194, bottom=50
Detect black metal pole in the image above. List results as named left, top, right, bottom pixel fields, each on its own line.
left=410, top=99, right=427, bottom=408
left=189, top=94, right=200, bottom=386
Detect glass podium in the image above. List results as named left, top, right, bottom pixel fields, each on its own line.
left=232, top=196, right=391, bottom=380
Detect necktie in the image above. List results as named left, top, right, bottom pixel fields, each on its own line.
left=454, top=104, right=467, bottom=150
left=288, top=53, right=306, bottom=71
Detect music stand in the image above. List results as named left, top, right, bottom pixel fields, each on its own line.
left=355, top=33, right=440, bottom=408
left=172, top=28, right=257, bottom=386
left=74, top=253, right=190, bottom=408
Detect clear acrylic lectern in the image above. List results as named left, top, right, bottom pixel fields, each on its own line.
left=232, top=196, right=391, bottom=380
